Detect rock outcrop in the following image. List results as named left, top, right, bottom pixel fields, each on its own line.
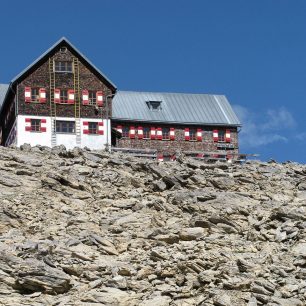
left=0, top=144, right=306, bottom=305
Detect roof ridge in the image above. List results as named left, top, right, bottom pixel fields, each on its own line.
left=117, top=90, right=225, bottom=96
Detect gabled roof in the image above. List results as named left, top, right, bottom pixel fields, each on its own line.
left=112, top=91, right=241, bottom=126
left=0, top=84, right=9, bottom=110
left=10, top=37, right=117, bottom=90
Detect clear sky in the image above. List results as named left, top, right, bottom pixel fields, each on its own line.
left=1, top=0, right=306, bottom=163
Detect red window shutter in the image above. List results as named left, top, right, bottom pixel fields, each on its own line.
left=150, top=127, right=156, bottom=139
left=156, top=127, right=162, bottom=140
left=138, top=126, right=143, bottom=139
left=213, top=130, right=218, bottom=142
left=54, top=89, right=60, bottom=103
left=170, top=128, right=175, bottom=140
left=41, top=118, right=47, bottom=131
left=82, top=89, right=89, bottom=105
left=225, top=129, right=231, bottom=143
left=25, top=118, right=31, bottom=131
left=196, top=128, right=202, bottom=141
left=68, top=89, right=75, bottom=104
left=25, top=87, right=31, bottom=103
left=129, top=126, right=135, bottom=139
left=98, top=122, right=104, bottom=135
left=184, top=128, right=190, bottom=141
left=39, top=88, right=46, bottom=103
left=83, top=121, right=89, bottom=134
left=96, top=91, right=104, bottom=106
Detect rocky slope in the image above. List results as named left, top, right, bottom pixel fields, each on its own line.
left=0, top=145, right=306, bottom=305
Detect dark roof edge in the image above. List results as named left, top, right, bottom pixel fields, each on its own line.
left=111, top=117, right=242, bottom=127
left=0, top=83, right=11, bottom=114
left=10, top=37, right=117, bottom=90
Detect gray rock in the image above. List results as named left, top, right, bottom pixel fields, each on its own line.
left=179, top=227, right=205, bottom=241
left=0, top=146, right=306, bottom=305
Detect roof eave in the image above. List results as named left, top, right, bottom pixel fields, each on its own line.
left=0, top=83, right=12, bottom=114
left=111, top=117, right=242, bottom=127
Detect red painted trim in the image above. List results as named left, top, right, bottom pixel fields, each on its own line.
left=157, top=127, right=162, bottom=140
left=96, top=91, right=103, bottom=106
left=25, top=87, right=31, bottom=103
left=213, top=129, right=218, bottom=142
left=184, top=128, right=190, bottom=141
left=225, top=129, right=231, bottom=143
left=129, top=126, right=135, bottom=139
left=150, top=127, right=156, bottom=140
left=170, top=127, right=175, bottom=140
left=54, top=89, right=60, bottom=103
left=82, top=89, right=89, bottom=105
left=138, top=126, right=143, bottom=139
left=39, top=88, right=46, bottom=103
left=197, top=128, right=202, bottom=142
left=68, top=89, right=75, bottom=104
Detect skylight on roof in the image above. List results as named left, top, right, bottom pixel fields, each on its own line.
left=146, top=100, right=162, bottom=111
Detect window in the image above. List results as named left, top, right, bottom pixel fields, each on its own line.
left=122, top=126, right=129, bottom=138
left=31, top=119, right=41, bottom=132
left=218, top=130, right=225, bottom=142
left=56, top=121, right=75, bottom=133
left=88, top=122, right=98, bottom=134
left=54, top=61, right=72, bottom=72
left=143, top=127, right=150, bottom=139
left=189, top=128, right=197, bottom=141
left=31, top=88, right=39, bottom=101
left=88, top=91, right=97, bottom=105
left=146, top=101, right=162, bottom=111
left=60, top=90, right=68, bottom=103
left=162, top=127, right=170, bottom=140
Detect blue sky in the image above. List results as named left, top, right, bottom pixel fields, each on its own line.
left=1, top=0, right=306, bottom=162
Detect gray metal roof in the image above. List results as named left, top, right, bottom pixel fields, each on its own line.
left=11, top=37, right=117, bottom=90
left=112, top=91, right=241, bottom=126
left=0, top=84, right=9, bottom=110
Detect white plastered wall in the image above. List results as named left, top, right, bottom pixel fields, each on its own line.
left=17, top=115, right=111, bottom=150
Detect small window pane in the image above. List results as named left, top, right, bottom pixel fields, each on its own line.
left=55, top=61, right=72, bottom=72
left=88, top=91, right=97, bottom=105
left=143, top=127, right=150, bottom=139
left=218, top=130, right=225, bottom=142
left=122, top=126, right=129, bottom=138
left=60, top=90, right=68, bottom=103
left=56, top=121, right=75, bottom=133
left=162, top=127, right=170, bottom=140
left=88, top=122, right=98, bottom=134
left=31, top=88, right=39, bottom=101
left=31, top=119, right=41, bottom=132
left=189, top=129, right=196, bottom=141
